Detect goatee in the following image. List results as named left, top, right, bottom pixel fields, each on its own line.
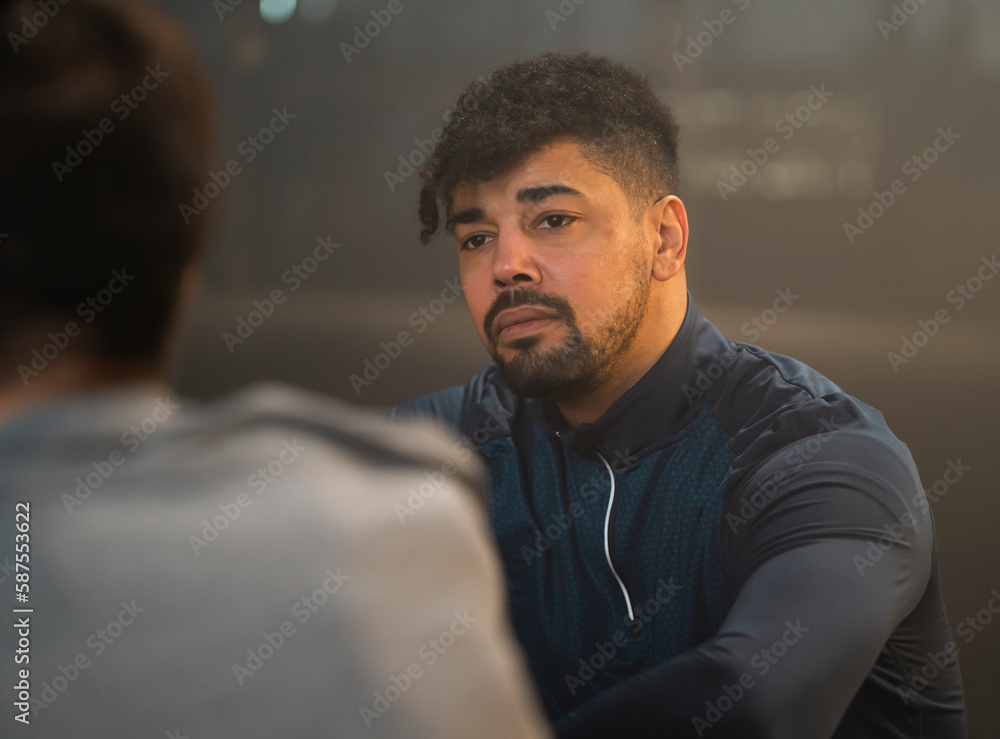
left=484, top=273, right=649, bottom=401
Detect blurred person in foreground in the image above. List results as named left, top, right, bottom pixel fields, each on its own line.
left=391, top=53, right=967, bottom=738
left=0, top=1, right=549, bottom=736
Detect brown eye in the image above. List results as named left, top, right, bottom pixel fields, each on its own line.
left=541, top=215, right=574, bottom=229
left=462, top=234, right=492, bottom=250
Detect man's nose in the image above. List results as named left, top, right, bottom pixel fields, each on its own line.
left=492, top=229, right=540, bottom=287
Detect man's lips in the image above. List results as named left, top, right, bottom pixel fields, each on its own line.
left=493, top=306, right=561, bottom=340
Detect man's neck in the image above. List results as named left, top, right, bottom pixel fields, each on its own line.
left=556, top=295, right=687, bottom=427
left=555, top=358, right=658, bottom=428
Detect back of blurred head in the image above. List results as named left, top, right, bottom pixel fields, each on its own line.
left=0, top=0, right=216, bottom=399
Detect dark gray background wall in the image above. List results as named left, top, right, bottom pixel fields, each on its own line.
left=157, top=1, right=999, bottom=734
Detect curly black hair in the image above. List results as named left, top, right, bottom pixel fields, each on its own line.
left=418, top=52, right=680, bottom=244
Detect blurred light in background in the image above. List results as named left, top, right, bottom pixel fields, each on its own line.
left=259, top=0, right=337, bottom=24
left=260, top=0, right=296, bottom=25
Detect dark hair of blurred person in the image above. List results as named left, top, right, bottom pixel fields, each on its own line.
left=0, top=0, right=215, bottom=413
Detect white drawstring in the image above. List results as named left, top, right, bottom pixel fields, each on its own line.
left=597, top=452, right=635, bottom=621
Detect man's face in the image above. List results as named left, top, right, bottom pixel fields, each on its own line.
left=449, top=140, right=656, bottom=401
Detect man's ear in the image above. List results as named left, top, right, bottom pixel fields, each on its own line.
left=649, top=195, right=688, bottom=282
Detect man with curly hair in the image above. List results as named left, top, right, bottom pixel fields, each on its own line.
left=392, top=52, right=967, bottom=738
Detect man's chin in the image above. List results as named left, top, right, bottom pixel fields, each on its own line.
left=499, top=334, right=544, bottom=352
left=491, top=347, right=595, bottom=401
left=501, top=373, right=591, bottom=401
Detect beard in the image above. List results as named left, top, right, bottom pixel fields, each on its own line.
left=483, top=260, right=651, bottom=402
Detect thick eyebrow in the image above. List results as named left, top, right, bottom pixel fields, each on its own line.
left=446, top=184, right=585, bottom=233
left=516, top=184, right=586, bottom=204
left=447, top=206, right=486, bottom=232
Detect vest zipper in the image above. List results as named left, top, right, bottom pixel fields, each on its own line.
left=596, top=452, right=635, bottom=621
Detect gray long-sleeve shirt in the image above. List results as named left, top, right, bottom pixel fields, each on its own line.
left=0, top=382, right=550, bottom=738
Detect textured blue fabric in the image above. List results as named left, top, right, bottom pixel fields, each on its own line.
left=479, top=407, right=735, bottom=716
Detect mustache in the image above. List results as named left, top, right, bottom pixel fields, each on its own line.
left=483, top=288, right=576, bottom=341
